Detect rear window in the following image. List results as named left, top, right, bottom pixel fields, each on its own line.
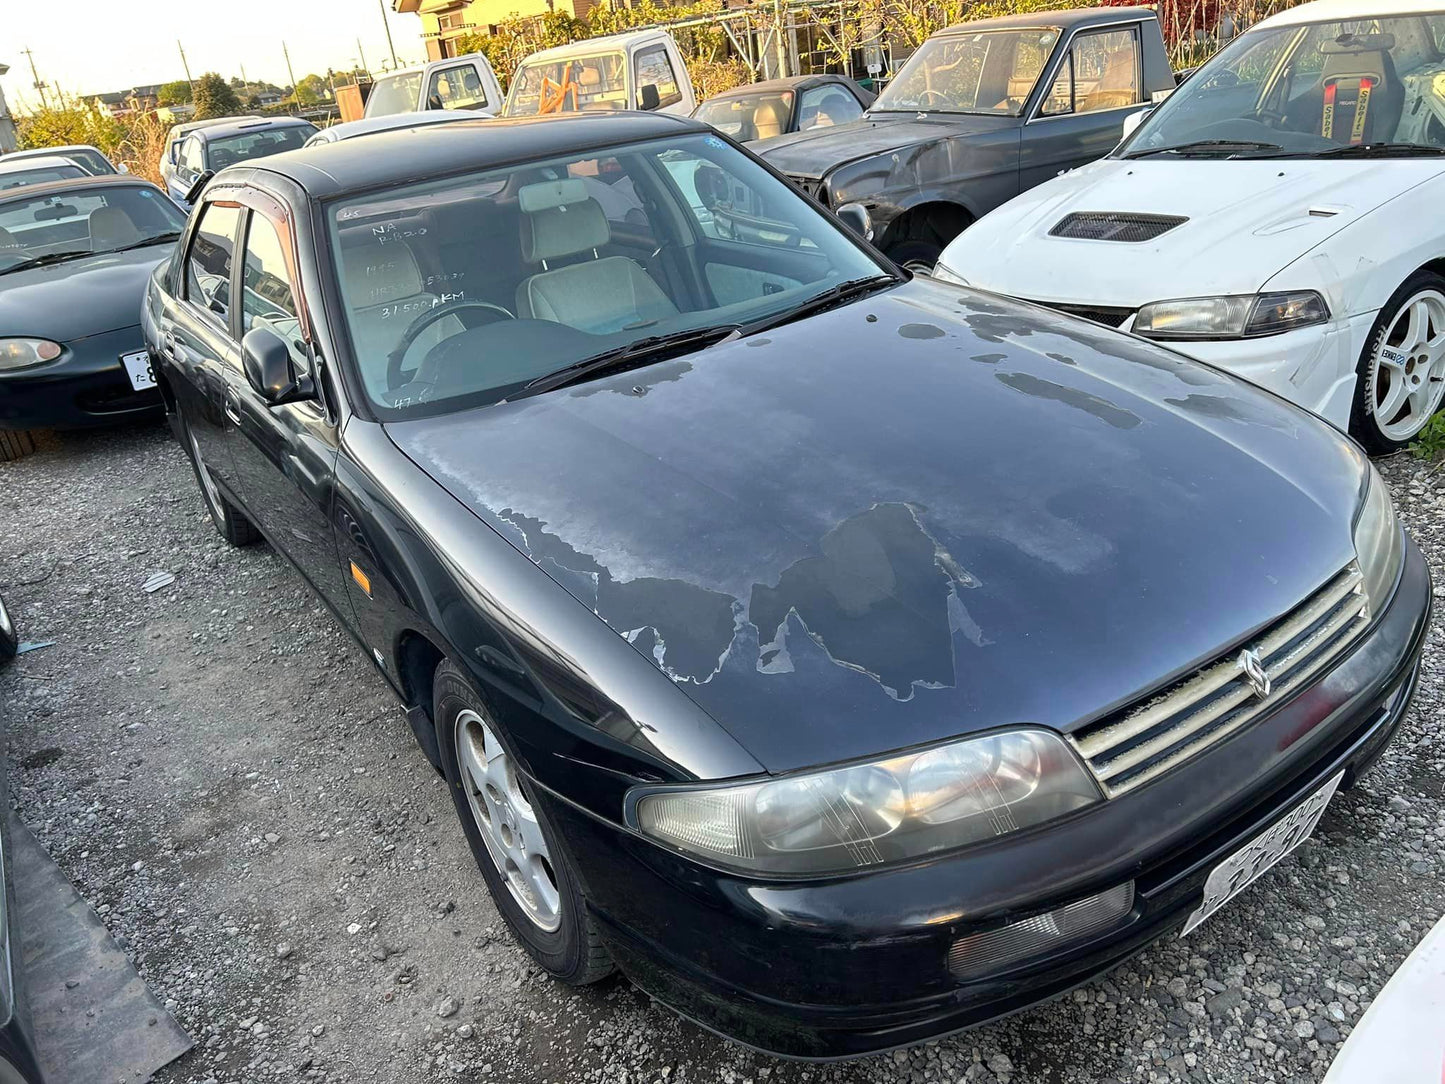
left=0, top=164, right=86, bottom=190
left=205, top=126, right=316, bottom=170
left=504, top=53, right=628, bottom=116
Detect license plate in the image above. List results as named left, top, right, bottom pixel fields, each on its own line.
left=121, top=350, right=156, bottom=391
left=1182, top=771, right=1343, bottom=936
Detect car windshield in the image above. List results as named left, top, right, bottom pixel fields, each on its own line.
left=695, top=91, right=795, bottom=140
left=0, top=164, right=86, bottom=190
left=504, top=53, right=628, bottom=116
left=327, top=131, right=890, bottom=417
left=872, top=28, right=1059, bottom=115
left=206, top=126, right=315, bottom=169
left=0, top=185, right=186, bottom=273
left=366, top=72, right=424, bottom=117
left=1123, top=13, right=1445, bottom=158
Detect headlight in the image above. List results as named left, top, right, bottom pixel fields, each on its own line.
left=930, top=263, right=969, bottom=285
left=630, top=729, right=1101, bottom=875
left=1354, top=462, right=1404, bottom=613
left=0, top=338, right=62, bottom=371
left=1134, top=291, right=1328, bottom=340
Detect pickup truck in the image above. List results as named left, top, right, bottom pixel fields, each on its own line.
left=364, top=54, right=505, bottom=119
left=753, top=6, right=1176, bottom=270
left=502, top=29, right=697, bottom=118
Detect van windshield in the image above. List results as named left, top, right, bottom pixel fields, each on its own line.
left=504, top=53, right=629, bottom=116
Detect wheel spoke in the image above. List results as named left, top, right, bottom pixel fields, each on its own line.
left=1377, top=369, right=1409, bottom=422
left=1401, top=300, right=1428, bottom=352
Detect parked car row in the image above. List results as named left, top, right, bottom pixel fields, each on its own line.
left=0, top=0, right=1439, bottom=1065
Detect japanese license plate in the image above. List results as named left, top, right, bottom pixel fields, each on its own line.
left=1182, top=771, right=1343, bottom=936
left=121, top=350, right=156, bottom=392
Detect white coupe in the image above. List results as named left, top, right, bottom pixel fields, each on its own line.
left=936, top=0, right=1445, bottom=452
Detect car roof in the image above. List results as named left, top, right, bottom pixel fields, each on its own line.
left=0, top=154, right=85, bottom=175
left=197, top=117, right=315, bottom=141
left=704, top=74, right=858, bottom=99
left=242, top=111, right=704, bottom=199
left=1257, top=0, right=1445, bottom=27
left=170, top=115, right=263, bottom=137
left=312, top=110, right=479, bottom=142
left=4, top=144, right=104, bottom=161
left=0, top=174, right=160, bottom=204
left=938, top=4, right=1156, bottom=33
left=375, top=53, right=486, bottom=78
left=520, top=28, right=673, bottom=63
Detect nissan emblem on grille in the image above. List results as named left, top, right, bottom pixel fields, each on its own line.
left=1239, top=649, right=1272, bottom=699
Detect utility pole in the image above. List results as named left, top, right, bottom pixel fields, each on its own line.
left=357, top=38, right=369, bottom=75
left=21, top=47, right=48, bottom=109
left=177, top=41, right=195, bottom=100
left=282, top=41, right=298, bottom=112
left=379, top=0, right=399, bottom=67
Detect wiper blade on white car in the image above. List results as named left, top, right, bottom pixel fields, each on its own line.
left=1294, top=143, right=1445, bottom=159
left=1125, top=139, right=1284, bottom=159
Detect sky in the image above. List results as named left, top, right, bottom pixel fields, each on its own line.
left=1, top=1, right=428, bottom=111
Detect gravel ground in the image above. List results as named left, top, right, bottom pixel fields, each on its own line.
left=1, top=421, right=1442, bottom=1084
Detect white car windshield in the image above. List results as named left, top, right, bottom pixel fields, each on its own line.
left=1123, top=13, right=1445, bottom=158
left=366, top=72, right=424, bottom=117
left=327, top=132, right=892, bottom=418
left=504, top=53, right=628, bottom=116
left=872, top=29, right=1058, bottom=115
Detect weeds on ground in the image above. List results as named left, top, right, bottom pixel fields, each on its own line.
left=1410, top=413, right=1445, bottom=459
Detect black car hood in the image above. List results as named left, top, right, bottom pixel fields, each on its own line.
left=386, top=279, right=1365, bottom=773
left=0, top=246, right=169, bottom=340
left=754, top=114, right=1013, bottom=179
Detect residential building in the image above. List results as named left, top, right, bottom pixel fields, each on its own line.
left=392, top=0, right=599, bottom=60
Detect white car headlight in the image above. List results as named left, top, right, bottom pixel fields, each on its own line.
left=1354, top=462, right=1404, bottom=613
left=930, top=263, right=969, bottom=285
left=0, top=338, right=62, bottom=372
left=630, top=729, right=1101, bottom=875
left=1134, top=291, right=1328, bottom=341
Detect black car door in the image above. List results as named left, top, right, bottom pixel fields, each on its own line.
left=224, top=195, right=353, bottom=617
left=160, top=199, right=248, bottom=502
left=1018, top=24, right=1151, bottom=193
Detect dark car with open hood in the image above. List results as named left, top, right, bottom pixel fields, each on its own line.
left=0, top=176, right=186, bottom=437
left=142, top=112, right=1429, bottom=1058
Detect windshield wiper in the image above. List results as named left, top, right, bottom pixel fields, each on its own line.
left=0, top=250, right=92, bottom=275
left=1125, top=139, right=1284, bottom=159
left=516, top=324, right=744, bottom=398
left=742, top=274, right=900, bottom=335
left=102, top=231, right=183, bottom=255
left=1291, top=142, right=1445, bottom=159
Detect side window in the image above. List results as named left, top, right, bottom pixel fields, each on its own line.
left=1041, top=54, right=1074, bottom=116
left=1071, top=29, right=1141, bottom=114
left=798, top=85, right=865, bottom=130
left=634, top=47, right=682, bottom=109
left=181, top=138, right=204, bottom=174
left=184, top=202, right=243, bottom=323
left=427, top=65, right=489, bottom=111
left=241, top=213, right=310, bottom=375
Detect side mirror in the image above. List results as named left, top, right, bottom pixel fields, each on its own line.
left=639, top=83, right=661, bottom=111
left=184, top=169, right=216, bottom=206
left=241, top=326, right=314, bottom=406
left=118, top=162, right=131, bottom=174
left=1121, top=107, right=1151, bottom=142
left=835, top=202, right=873, bottom=242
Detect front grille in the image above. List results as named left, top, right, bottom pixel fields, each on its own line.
left=1032, top=300, right=1136, bottom=329
left=1069, top=564, right=1370, bottom=798
left=786, top=174, right=828, bottom=206
left=1049, top=211, right=1188, bottom=243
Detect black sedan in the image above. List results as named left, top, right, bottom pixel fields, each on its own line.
left=0, top=177, right=185, bottom=433
left=166, top=118, right=318, bottom=207
left=692, top=74, right=874, bottom=143
left=143, top=113, right=1429, bottom=1059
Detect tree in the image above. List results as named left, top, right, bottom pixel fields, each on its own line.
left=292, top=74, right=330, bottom=106
left=158, top=80, right=192, bottom=107
left=192, top=72, right=241, bottom=119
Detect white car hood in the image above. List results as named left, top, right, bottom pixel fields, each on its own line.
left=946, top=157, right=1445, bottom=308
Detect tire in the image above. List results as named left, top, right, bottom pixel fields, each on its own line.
left=886, top=239, right=944, bottom=275
left=177, top=407, right=259, bottom=547
left=0, top=594, right=16, bottom=663
left=433, top=659, right=612, bottom=985
left=0, top=429, right=38, bottom=464
left=1350, top=270, right=1445, bottom=455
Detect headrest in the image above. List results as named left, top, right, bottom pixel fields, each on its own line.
left=89, top=206, right=141, bottom=248
left=519, top=178, right=590, bottom=214
left=520, top=192, right=610, bottom=263
left=342, top=239, right=424, bottom=304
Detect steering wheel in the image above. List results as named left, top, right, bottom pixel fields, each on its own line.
left=386, top=301, right=514, bottom=392
left=917, top=89, right=949, bottom=109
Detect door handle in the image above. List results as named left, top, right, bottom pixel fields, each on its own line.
left=160, top=331, right=177, bottom=358
left=223, top=395, right=243, bottom=427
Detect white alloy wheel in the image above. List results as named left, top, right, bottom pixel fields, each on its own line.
left=1368, top=289, right=1445, bottom=443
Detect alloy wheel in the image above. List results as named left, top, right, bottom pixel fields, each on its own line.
left=454, top=709, right=561, bottom=932
left=1369, top=289, right=1445, bottom=442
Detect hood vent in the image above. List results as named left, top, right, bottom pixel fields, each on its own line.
left=1050, top=212, right=1188, bottom=243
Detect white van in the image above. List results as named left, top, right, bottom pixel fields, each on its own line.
left=502, top=30, right=697, bottom=118
left=365, top=54, right=504, bottom=119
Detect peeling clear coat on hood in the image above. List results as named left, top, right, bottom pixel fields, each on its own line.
left=385, top=277, right=1364, bottom=772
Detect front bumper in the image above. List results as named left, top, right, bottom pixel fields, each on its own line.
left=0, top=326, right=160, bottom=431
left=545, top=536, right=1431, bottom=1059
